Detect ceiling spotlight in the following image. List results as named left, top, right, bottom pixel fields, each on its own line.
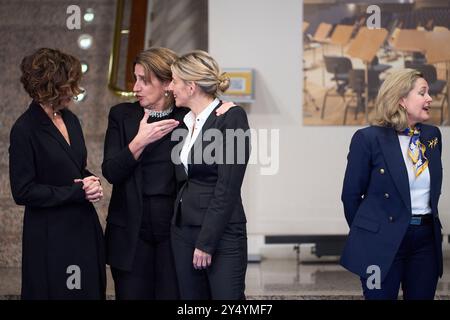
left=84, top=8, right=95, bottom=23
left=74, top=87, right=87, bottom=103
left=77, top=34, right=93, bottom=50
left=81, top=62, right=89, bottom=74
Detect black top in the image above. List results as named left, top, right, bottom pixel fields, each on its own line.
left=102, top=102, right=188, bottom=269
left=140, top=110, right=181, bottom=242
left=141, top=111, right=179, bottom=197
left=9, top=100, right=105, bottom=299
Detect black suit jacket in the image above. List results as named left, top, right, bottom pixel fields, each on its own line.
left=102, top=102, right=187, bottom=271
left=173, top=103, right=251, bottom=255
left=9, top=100, right=105, bottom=299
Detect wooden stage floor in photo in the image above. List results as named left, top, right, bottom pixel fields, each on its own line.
left=302, top=42, right=448, bottom=126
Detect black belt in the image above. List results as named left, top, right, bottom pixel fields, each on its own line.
left=410, top=214, right=433, bottom=226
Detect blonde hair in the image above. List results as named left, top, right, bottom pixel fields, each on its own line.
left=171, top=50, right=230, bottom=97
left=134, top=47, right=178, bottom=106
left=372, top=68, right=423, bottom=131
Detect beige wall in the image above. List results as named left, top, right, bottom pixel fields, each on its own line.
left=209, top=0, right=450, bottom=257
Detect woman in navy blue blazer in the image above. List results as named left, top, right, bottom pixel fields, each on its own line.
left=341, top=68, right=443, bottom=300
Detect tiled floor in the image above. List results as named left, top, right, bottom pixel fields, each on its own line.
left=2, top=258, right=450, bottom=299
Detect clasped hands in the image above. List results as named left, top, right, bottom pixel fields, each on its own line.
left=74, top=176, right=103, bottom=203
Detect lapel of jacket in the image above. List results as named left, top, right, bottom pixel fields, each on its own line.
left=171, top=107, right=189, bottom=181
left=377, top=126, right=412, bottom=213
left=123, top=103, right=144, bottom=201
left=124, top=103, right=144, bottom=144
left=30, top=101, right=83, bottom=172
left=175, top=120, right=189, bottom=181
left=420, top=125, right=439, bottom=209
left=61, top=108, right=85, bottom=170
left=187, top=102, right=222, bottom=172
left=175, top=161, right=188, bottom=182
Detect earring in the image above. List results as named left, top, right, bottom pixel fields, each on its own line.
left=164, top=91, right=169, bottom=97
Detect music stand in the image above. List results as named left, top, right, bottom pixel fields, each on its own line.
left=424, top=30, right=450, bottom=125
left=312, top=22, right=333, bottom=85
left=390, top=29, right=427, bottom=66
left=390, top=29, right=427, bottom=52
left=329, top=25, right=354, bottom=56
left=303, top=21, right=319, bottom=115
left=303, top=21, right=310, bottom=33
left=313, top=22, right=333, bottom=43
left=346, top=27, right=388, bottom=123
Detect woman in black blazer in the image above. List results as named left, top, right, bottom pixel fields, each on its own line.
left=102, top=47, right=181, bottom=300
left=9, top=48, right=105, bottom=299
left=102, top=47, right=233, bottom=299
left=341, top=68, right=443, bottom=299
left=168, top=50, right=251, bottom=300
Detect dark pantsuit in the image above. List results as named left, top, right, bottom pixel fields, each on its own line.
left=103, top=103, right=188, bottom=299
left=361, top=223, right=439, bottom=300
left=111, top=237, right=179, bottom=300
left=171, top=224, right=247, bottom=300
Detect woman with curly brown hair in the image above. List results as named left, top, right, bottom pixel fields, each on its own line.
left=9, top=48, right=106, bottom=299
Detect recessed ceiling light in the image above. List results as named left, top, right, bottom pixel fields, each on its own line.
left=84, top=8, right=95, bottom=23
left=78, top=34, right=93, bottom=50
left=74, top=87, right=87, bottom=103
left=81, top=62, right=89, bottom=74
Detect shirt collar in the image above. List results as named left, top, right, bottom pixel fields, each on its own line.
left=183, top=98, right=220, bottom=128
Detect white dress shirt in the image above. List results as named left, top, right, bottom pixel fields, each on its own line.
left=180, top=98, right=220, bottom=173
left=398, top=134, right=431, bottom=215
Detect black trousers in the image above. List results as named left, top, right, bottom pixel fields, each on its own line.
left=111, top=236, right=179, bottom=300
left=361, top=222, right=439, bottom=300
left=111, top=195, right=178, bottom=300
left=171, top=223, right=247, bottom=300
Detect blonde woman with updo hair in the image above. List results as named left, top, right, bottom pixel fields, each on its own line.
left=168, top=50, right=251, bottom=300
left=341, top=69, right=444, bottom=300
left=102, top=48, right=234, bottom=300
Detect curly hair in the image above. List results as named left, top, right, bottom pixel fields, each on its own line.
left=20, top=48, right=82, bottom=107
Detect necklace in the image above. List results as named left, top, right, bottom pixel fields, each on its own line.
left=146, top=106, right=174, bottom=118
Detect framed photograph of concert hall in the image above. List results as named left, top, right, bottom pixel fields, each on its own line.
left=302, top=1, right=450, bottom=126
left=221, top=68, right=255, bottom=103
